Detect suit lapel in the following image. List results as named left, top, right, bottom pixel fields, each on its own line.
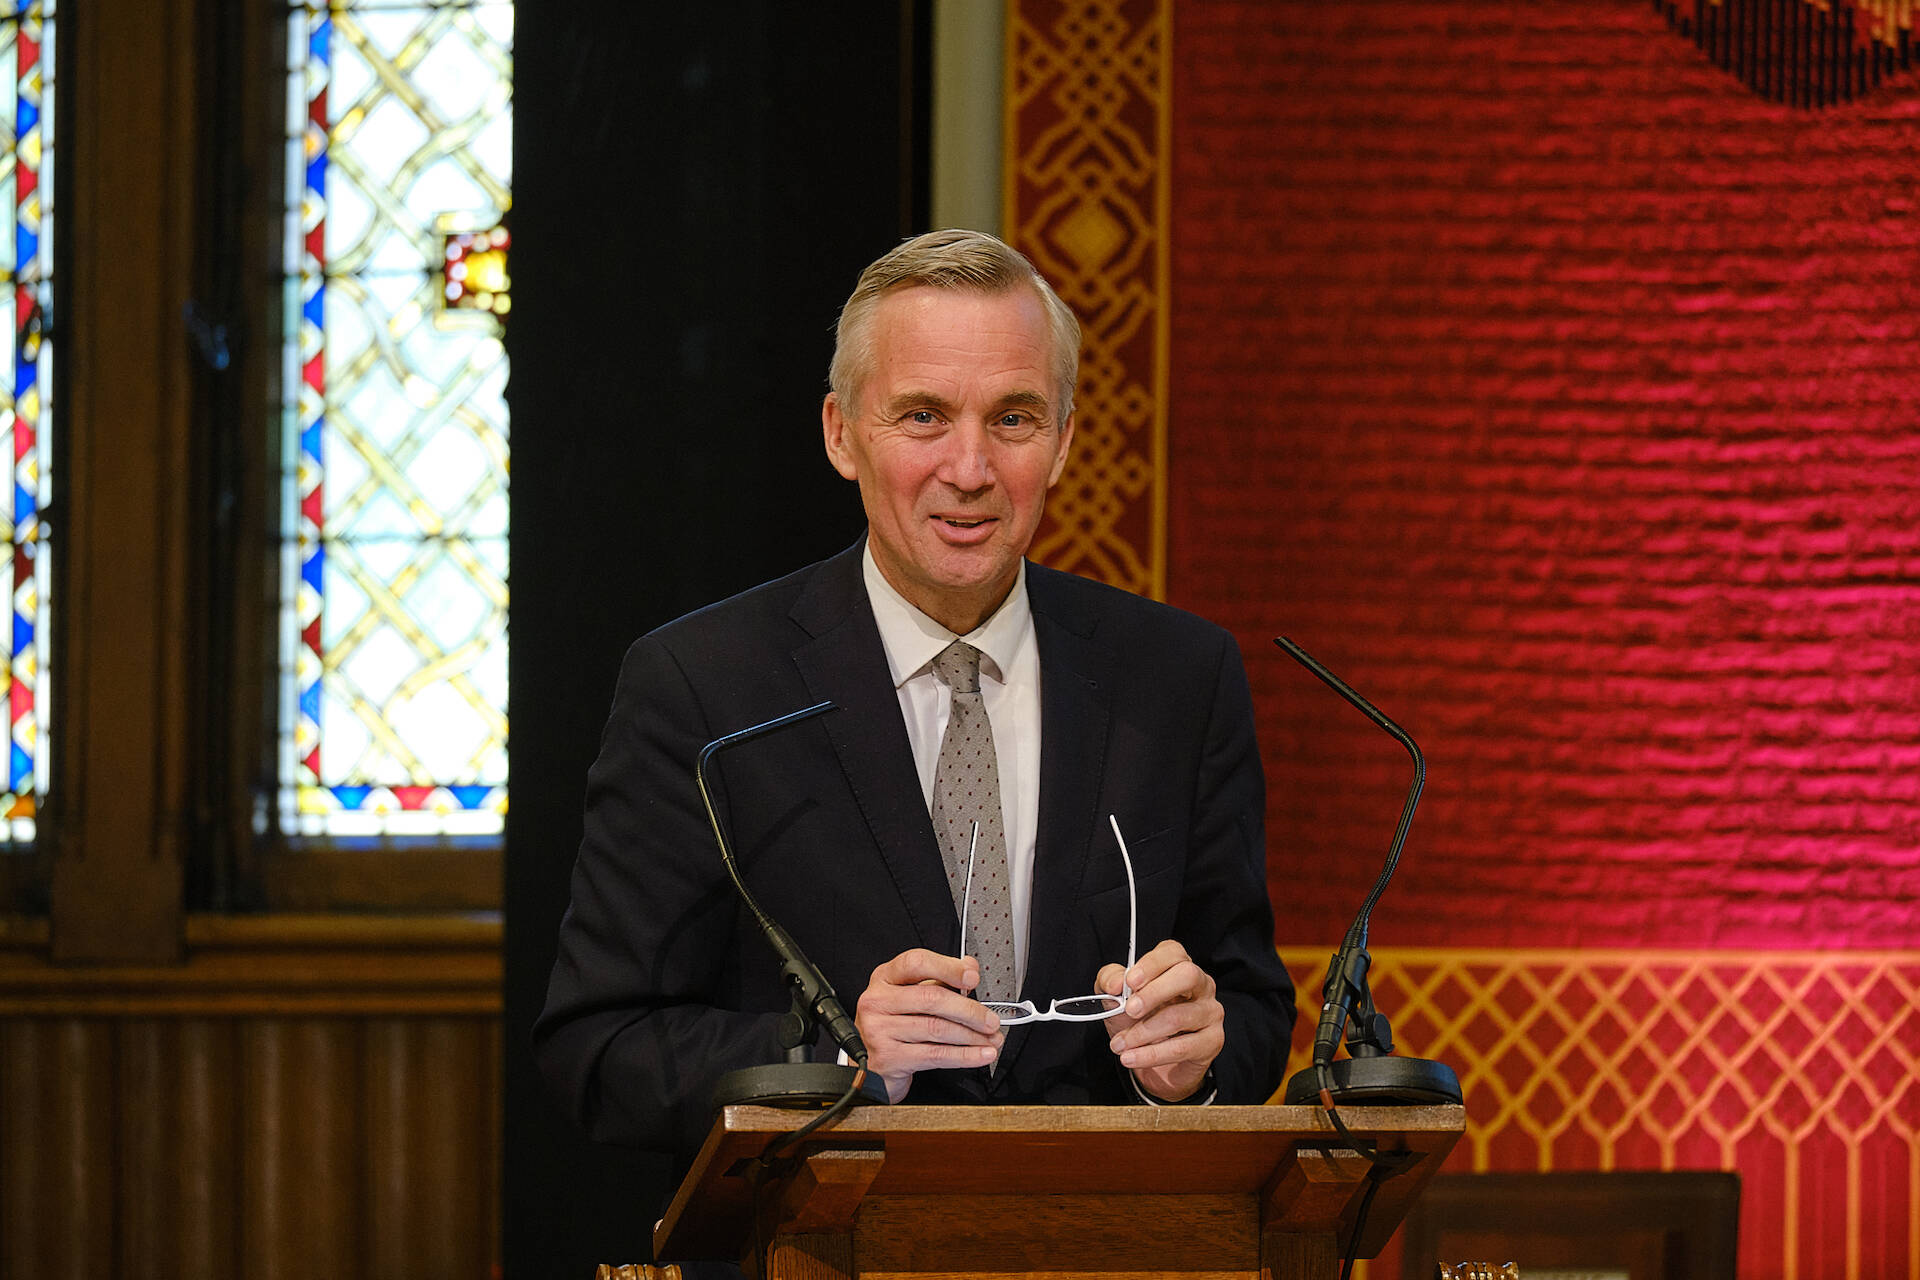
left=788, top=543, right=955, bottom=954
left=995, top=566, right=1114, bottom=1085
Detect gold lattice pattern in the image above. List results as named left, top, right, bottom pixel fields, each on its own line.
left=1279, top=948, right=1920, bottom=1280
left=285, top=1, right=511, bottom=835
left=1006, top=0, right=1168, bottom=599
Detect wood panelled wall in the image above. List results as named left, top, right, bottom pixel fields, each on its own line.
left=0, top=9, right=503, bottom=1279
left=0, top=917, right=502, bottom=1280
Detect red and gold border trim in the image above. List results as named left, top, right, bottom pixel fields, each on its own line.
left=1281, top=948, right=1920, bottom=1280
left=1005, top=0, right=1171, bottom=599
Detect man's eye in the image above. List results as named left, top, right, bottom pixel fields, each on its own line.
left=907, top=410, right=940, bottom=425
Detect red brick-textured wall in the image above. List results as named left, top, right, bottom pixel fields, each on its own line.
left=1168, top=1, right=1920, bottom=954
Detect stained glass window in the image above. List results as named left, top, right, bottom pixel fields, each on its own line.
left=281, top=0, right=511, bottom=838
left=0, top=4, right=53, bottom=845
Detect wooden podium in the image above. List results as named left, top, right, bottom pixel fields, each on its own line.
left=655, top=1103, right=1464, bottom=1278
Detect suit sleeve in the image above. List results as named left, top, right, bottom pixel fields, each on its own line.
left=532, top=634, right=786, bottom=1160
left=1176, top=629, right=1297, bottom=1103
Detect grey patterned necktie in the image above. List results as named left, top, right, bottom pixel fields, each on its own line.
left=930, top=640, right=1015, bottom=1003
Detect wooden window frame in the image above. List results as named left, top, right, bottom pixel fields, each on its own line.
left=25, top=0, right=499, bottom=964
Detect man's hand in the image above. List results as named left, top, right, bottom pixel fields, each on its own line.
left=855, top=948, right=1005, bottom=1103
left=1096, top=939, right=1224, bottom=1103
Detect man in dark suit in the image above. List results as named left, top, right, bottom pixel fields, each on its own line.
left=535, top=230, right=1295, bottom=1172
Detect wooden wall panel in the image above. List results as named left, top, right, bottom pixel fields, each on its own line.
left=0, top=917, right=502, bottom=1280
left=0, top=1020, right=115, bottom=1280
left=178, top=1019, right=242, bottom=1280
left=119, top=1019, right=241, bottom=1280
left=367, top=1018, right=425, bottom=1278
left=242, top=1020, right=364, bottom=1280
left=364, top=1017, right=500, bottom=1280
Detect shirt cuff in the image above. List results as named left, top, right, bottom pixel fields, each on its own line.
left=1128, top=1066, right=1217, bottom=1106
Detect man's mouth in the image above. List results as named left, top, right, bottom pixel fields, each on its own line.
left=939, top=516, right=993, bottom=529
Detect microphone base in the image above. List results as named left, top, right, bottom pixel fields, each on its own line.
left=1283, top=1055, right=1462, bottom=1106
left=712, top=1062, right=890, bottom=1111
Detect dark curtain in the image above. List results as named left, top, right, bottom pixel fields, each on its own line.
left=504, top=5, right=928, bottom=1274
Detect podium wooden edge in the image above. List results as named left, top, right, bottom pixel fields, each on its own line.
left=655, top=1102, right=1465, bottom=1272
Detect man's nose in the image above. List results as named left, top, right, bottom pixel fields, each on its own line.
left=939, top=424, right=994, bottom=491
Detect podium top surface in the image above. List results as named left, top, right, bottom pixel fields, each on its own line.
left=656, top=1103, right=1465, bottom=1261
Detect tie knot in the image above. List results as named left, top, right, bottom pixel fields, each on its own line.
left=933, top=640, right=983, bottom=695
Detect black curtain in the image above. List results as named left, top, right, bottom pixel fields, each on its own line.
left=504, top=6, right=928, bottom=1274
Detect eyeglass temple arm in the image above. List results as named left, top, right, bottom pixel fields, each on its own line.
left=957, top=822, right=978, bottom=961
left=1107, top=814, right=1137, bottom=1000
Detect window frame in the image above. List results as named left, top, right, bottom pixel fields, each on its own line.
left=251, top=0, right=508, bottom=913
left=25, top=0, right=500, bottom=957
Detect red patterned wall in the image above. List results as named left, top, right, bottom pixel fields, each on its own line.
left=1167, top=0, right=1920, bottom=955
left=1160, top=4, right=1920, bottom=1275
left=1005, top=2, right=1919, bottom=1273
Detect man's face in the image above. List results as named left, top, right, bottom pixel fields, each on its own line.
left=823, top=285, right=1074, bottom=635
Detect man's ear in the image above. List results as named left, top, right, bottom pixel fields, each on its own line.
left=1046, top=412, right=1076, bottom=488
left=822, top=393, right=860, bottom=481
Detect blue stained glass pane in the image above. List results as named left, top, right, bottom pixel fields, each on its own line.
left=1, top=2, right=56, bottom=844
left=280, top=0, right=511, bottom=840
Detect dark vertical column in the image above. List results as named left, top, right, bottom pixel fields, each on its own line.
left=49, top=0, right=202, bottom=963
left=504, top=5, right=929, bottom=1276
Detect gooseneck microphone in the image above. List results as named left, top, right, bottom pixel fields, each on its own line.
left=697, top=701, right=887, bottom=1110
left=1275, top=637, right=1462, bottom=1108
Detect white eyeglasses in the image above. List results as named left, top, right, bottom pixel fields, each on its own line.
left=959, top=813, right=1138, bottom=1025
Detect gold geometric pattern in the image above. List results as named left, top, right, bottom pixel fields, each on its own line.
left=1280, top=948, right=1920, bottom=1279
left=283, top=1, right=512, bottom=836
left=1005, top=0, right=1169, bottom=599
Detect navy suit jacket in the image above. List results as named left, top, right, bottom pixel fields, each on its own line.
left=535, top=541, right=1295, bottom=1169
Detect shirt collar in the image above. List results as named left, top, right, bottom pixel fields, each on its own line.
left=862, top=541, right=1031, bottom=690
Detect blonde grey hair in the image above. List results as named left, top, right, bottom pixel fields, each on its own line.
left=829, top=229, right=1082, bottom=419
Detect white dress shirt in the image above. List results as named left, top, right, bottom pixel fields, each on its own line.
left=859, top=546, right=1212, bottom=1106
left=862, top=544, right=1041, bottom=991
